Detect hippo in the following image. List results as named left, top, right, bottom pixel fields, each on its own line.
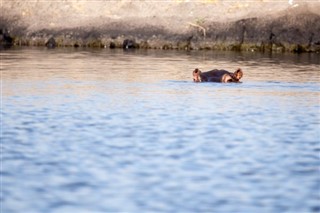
left=193, top=68, right=243, bottom=83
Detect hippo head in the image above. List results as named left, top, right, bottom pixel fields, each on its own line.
left=193, top=68, right=202, bottom=82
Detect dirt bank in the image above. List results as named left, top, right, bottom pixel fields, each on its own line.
left=1, top=0, right=320, bottom=52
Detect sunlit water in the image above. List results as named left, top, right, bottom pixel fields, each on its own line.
left=1, top=47, right=320, bottom=213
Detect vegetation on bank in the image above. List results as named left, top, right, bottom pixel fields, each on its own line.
left=5, top=33, right=318, bottom=54
left=2, top=33, right=318, bottom=54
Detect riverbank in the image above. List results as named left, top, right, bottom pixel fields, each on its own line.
left=1, top=0, right=320, bottom=52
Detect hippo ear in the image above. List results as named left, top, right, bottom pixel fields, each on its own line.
left=234, top=68, right=243, bottom=80
left=193, top=68, right=201, bottom=82
left=193, top=68, right=200, bottom=74
left=193, top=68, right=201, bottom=76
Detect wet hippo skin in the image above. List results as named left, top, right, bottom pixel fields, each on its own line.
left=193, top=68, right=243, bottom=83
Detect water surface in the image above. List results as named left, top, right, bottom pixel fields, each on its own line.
left=1, top=47, right=320, bottom=213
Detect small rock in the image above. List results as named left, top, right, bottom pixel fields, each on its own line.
left=0, top=29, right=14, bottom=47
left=123, top=39, right=138, bottom=49
left=109, top=41, right=116, bottom=49
left=45, top=37, right=56, bottom=48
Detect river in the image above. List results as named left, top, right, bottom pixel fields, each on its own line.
left=1, top=47, right=319, bottom=212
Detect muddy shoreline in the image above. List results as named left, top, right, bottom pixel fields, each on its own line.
left=1, top=1, right=320, bottom=53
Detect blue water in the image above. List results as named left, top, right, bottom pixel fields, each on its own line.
left=1, top=48, right=320, bottom=212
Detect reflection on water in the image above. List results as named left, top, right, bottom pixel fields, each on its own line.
left=1, top=47, right=320, bottom=213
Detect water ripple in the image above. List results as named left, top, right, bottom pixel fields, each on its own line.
left=2, top=48, right=319, bottom=213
